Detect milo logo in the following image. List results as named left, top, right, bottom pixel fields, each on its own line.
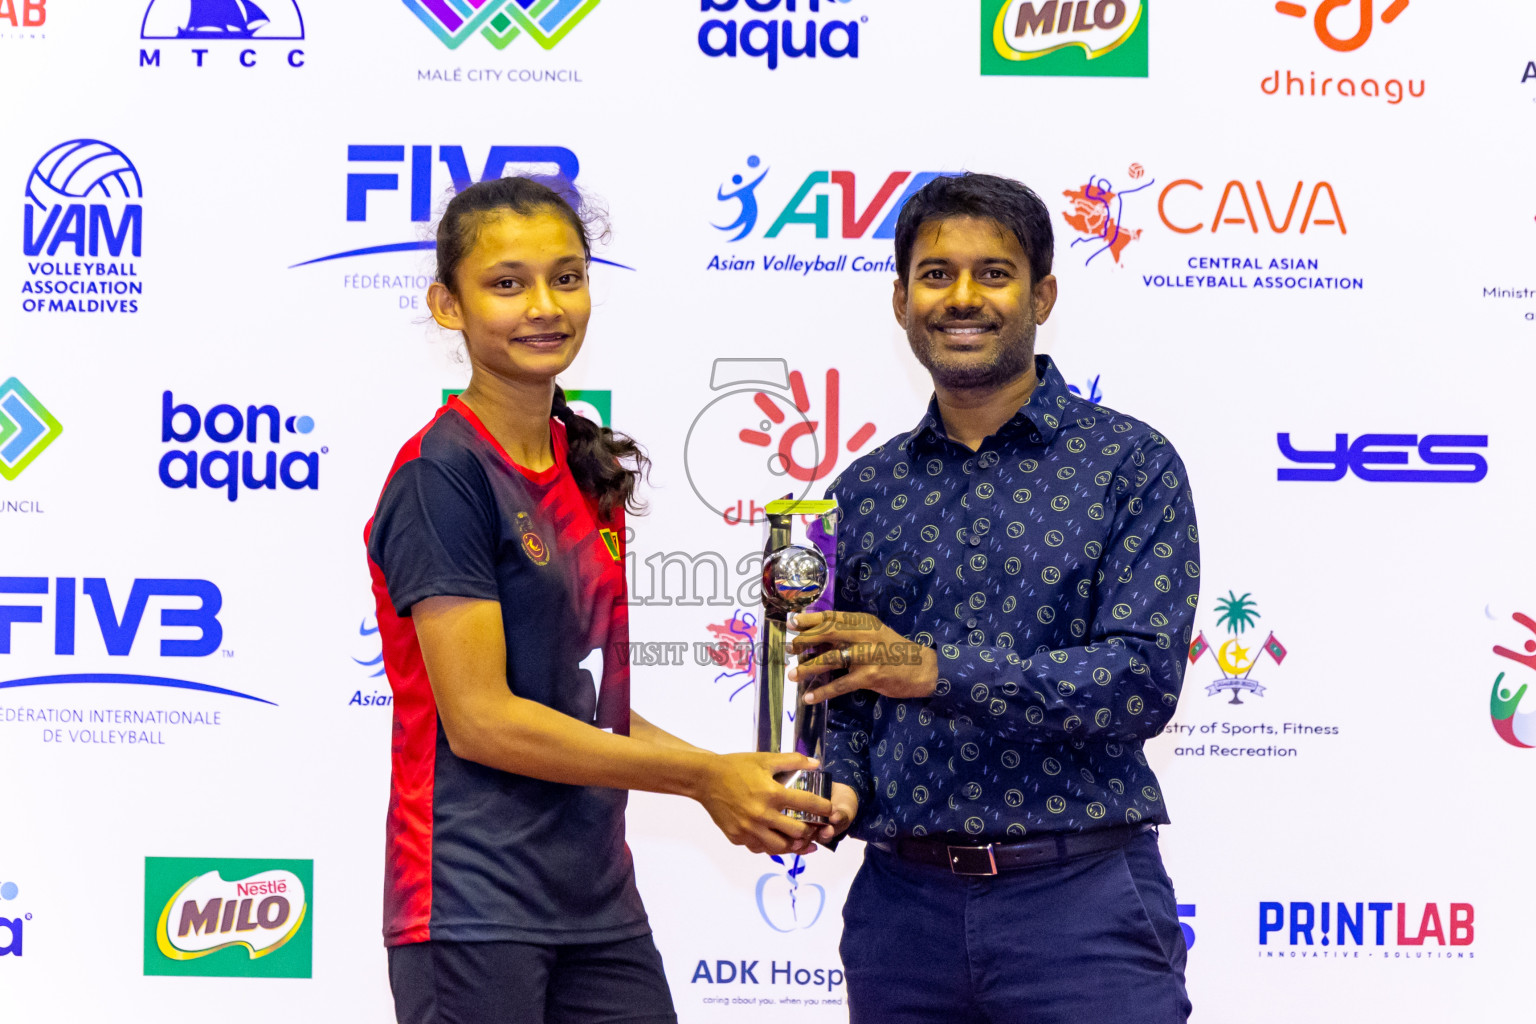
left=144, top=857, right=313, bottom=978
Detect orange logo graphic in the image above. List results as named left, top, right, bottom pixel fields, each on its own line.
left=1275, top=0, right=1408, bottom=53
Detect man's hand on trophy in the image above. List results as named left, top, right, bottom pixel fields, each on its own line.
left=695, top=752, right=835, bottom=856
left=816, top=782, right=860, bottom=844
left=786, top=610, right=939, bottom=704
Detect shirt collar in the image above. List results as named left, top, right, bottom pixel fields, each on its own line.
left=901, top=355, right=1072, bottom=455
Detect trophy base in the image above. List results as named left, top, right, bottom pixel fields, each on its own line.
left=775, top=768, right=832, bottom=824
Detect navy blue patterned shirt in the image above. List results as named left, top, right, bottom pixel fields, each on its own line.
left=822, top=355, right=1200, bottom=843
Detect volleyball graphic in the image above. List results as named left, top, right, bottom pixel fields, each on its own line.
left=25, top=140, right=142, bottom=209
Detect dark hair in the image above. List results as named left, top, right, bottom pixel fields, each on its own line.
left=436, top=176, right=646, bottom=521
left=893, top=172, right=1054, bottom=286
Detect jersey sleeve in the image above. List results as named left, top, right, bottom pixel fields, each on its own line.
left=368, top=457, right=500, bottom=616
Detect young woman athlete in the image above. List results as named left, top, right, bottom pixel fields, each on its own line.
left=365, top=177, right=833, bottom=1024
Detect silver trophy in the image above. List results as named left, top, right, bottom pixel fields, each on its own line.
left=756, top=498, right=839, bottom=823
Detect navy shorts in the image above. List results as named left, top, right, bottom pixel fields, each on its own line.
left=388, top=934, right=677, bottom=1024
left=840, top=829, right=1191, bottom=1024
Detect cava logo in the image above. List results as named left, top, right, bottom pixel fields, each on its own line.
left=0, top=378, right=63, bottom=481
left=145, top=858, right=312, bottom=977
left=405, top=0, right=601, bottom=51
left=983, top=0, right=1148, bottom=77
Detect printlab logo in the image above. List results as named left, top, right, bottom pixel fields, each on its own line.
left=705, top=608, right=759, bottom=699
left=1276, top=433, right=1489, bottom=483
left=1259, top=899, right=1474, bottom=956
left=683, top=358, right=876, bottom=523
left=2, top=0, right=46, bottom=38
left=144, top=858, right=312, bottom=978
left=139, top=1, right=306, bottom=69
left=405, top=0, right=600, bottom=51
left=1264, top=0, right=1423, bottom=103
left=757, top=854, right=825, bottom=932
left=1491, top=611, right=1536, bottom=749
left=1189, top=591, right=1286, bottom=704
left=1061, top=164, right=1155, bottom=267
left=699, top=0, right=862, bottom=71
left=21, top=139, right=144, bottom=315
left=0, top=880, right=27, bottom=958
left=159, top=392, right=324, bottom=502
left=981, top=0, right=1148, bottom=78
left=0, top=378, right=63, bottom=481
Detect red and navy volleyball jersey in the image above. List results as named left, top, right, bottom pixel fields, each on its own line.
left=364, top=397, right=646, bottom=946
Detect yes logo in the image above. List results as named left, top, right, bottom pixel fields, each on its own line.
left=1277, top=433, right=1488, bottom=483
left=1275, top=0, right=1407, bottom=53
left=144, top=858, right=312, bottom=978
left=982, top=0, right=1149, bottom=78
left=404, top=0, right=601, bottom=51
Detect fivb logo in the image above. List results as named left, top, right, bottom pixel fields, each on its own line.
left=405, top=0, right=600, bottom=51
left=0, top=378, right=63, bottom=481
left=145, top=858, right=312, bottom=978
left=160, top=392, right=324, bottom=501
left=699, top=0, right=861, bottom=70
left=22, top=140, right=145, bottom=315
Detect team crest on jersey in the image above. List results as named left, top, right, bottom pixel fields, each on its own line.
left=515, top=512, right=551, bottom=566
left=599, top=527, right=622, bottom=562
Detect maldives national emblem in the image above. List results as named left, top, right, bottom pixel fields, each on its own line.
left=1189, top=590, right=1287, bottom=704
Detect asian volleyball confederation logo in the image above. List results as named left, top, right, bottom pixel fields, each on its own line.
left=404, top=0, right=600, bottom=51
left=1491, top=610, right=1536, bottom=749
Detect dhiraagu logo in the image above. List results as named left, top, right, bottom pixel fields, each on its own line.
left=144, top=857, right=312, bottom=978
left=982, top=1, right=1148, bottom=77
left=0, top=377, right=63, bottom=481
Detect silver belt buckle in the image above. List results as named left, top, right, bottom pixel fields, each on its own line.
left=946, top=843, right=999, bottom=876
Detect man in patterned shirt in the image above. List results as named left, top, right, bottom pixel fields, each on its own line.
left=790, top=173, right=1199, bottom=1023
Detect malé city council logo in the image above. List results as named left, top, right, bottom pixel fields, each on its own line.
left=1491, top=611, right=1536, bottom=749
left=982, top=0, right=1148, bottom=77
left=1189, top=591, right=1287, bottom=704
left=0, top=378, right=63, bottom=481
left=404, top=0, right=600, bottom=50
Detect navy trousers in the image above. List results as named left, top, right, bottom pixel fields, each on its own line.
left=839, top=829, right=1191, bottom=1024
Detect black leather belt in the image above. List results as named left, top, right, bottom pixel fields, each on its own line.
left=891, top=823, right=1154, bottom=876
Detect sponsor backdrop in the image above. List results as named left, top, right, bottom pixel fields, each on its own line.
left=2, top=1, right=1534, bottom=1021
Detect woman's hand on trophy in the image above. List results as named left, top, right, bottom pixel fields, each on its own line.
left=695, top=752, right=835, bottom=856
left=786, top=610, right=939, bottom=705
left=816, top=782, right=860, bottom=844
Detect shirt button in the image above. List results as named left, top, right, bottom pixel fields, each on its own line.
left=969, top=536, right=981, bottom=547
left=966, top=617, right=978, bottom=629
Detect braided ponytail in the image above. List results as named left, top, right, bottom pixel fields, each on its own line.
left=551, top=389, right=649, bottom=521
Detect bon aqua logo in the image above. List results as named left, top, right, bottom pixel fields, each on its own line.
left=1491, top=611, right=1536, bottom=749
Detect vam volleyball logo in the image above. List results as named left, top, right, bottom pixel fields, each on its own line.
left=21, top=139, right=144, bottom=315
left=1491, top=611, right=1536, bottom=749
left=404, top=0, right=600, bottom=51
left=144, top=857, right=312, bottom=978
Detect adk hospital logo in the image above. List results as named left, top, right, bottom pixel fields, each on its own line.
left=405, top=0, right=600, bottom=51
left=21, top=140, right=144, bottom=315
left=144, top=857, right=312, bottom=978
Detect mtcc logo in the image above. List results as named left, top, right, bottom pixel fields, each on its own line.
left=1189, top=591, right=1287, bottom=703
left=1491, top=610, right=1536, bottom=749
left=404, top=0, right=601, bottom=50
left=22, top=139, right=144, bottom=315
left=139, top=1, right=307, bottom=69
left=1276, top=0, right=1406, bottom=52
left=1277, top=433, right=1488, bottom=483
left=0, top=377, right=63, bottom=481
left=699, top=1, right=861, bottom=70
